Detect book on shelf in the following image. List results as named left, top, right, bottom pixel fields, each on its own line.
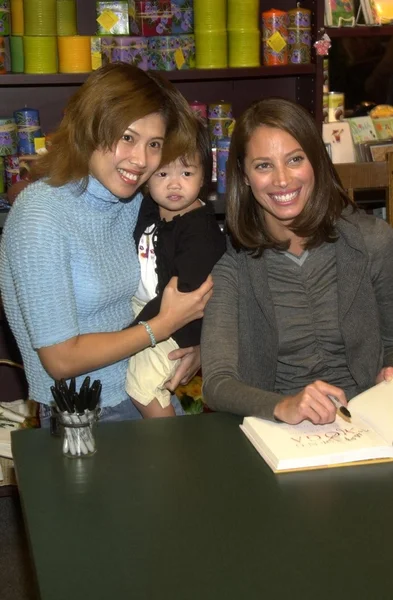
left=240, top=379, right=393, bottom=473
left=359, top=0, right=373, bottom=24
left=324, top=0, right=355, bottom=26
left=322, top=122, right=356, bottom=164
left=366, top=140, right=393, bottom=162
left=353, top=139, right=393, bottom=162
left=346, top=116, right=378, bottom=161
left=0, top=400, right=36, bottom=460
left=371, top=117, right=393, bottom=141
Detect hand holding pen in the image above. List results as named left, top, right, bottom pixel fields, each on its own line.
left=274, top=381, right=350, bottom=425
left=327, top=395, right=351, bottom=422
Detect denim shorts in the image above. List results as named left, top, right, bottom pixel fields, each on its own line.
left=39, top=395, right=185, bottom=429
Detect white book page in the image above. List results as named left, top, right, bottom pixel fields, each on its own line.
left=350, top=379, right=393, bottom=444
left=242, top=413, right=392, bottom=471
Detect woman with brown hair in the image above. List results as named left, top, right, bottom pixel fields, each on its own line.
left=0, top=63, right=213, bottom=423
left=201, top=97, right=393, bottom=425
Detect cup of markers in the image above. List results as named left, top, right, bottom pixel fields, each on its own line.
left=50, top=376, right=102, bottom=458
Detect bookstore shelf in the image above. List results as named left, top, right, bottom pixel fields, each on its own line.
left=325, top=25, right=393, bottom=37
left=0, top=65, right=316, bottom=86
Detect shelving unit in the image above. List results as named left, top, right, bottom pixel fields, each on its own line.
left=0, top=0, right=323, bottom=133
left=2, top=0, right=392, bottom=222
left=0, top=64, right=316, bottom=86
left=325, top=25, right=393, bottom=37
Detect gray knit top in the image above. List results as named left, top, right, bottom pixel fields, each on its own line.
left=201, top=211, right=393, bottom=419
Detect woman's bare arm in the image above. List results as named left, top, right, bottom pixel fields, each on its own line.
left=38, top=276, right=213, bottom=380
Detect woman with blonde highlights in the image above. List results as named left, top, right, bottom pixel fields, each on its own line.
left=202, top=97, right=393, bottom=426
left=0, top=63, right=212, bottom=423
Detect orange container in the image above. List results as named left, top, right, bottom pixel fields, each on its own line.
left=262, top=8, right=288, bottom=66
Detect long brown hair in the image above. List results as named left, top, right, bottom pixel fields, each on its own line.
left=31, top=63, right=198, bottom=187
left=226, top=97, right=355, bottom=255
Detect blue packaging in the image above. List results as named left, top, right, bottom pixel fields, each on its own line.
left=217, top=137, right=230, bottom=194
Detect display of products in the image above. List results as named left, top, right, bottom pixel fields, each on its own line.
left=287, top=5, right=311, bottom=64
left=328, top=91, right=345, bottom=122
left=262, top=7, right=288, bottom=66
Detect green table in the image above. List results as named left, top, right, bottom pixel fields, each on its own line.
left=12, top=413, right=393, bottom=600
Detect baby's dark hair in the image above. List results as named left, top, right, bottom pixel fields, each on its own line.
left=180, top=117, right=212, bottom=202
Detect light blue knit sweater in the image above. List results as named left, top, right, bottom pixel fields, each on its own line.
left=0, top=176, right=142, bottom=407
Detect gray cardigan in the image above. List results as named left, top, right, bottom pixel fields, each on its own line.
left=201, top=211, right=393, bottom=419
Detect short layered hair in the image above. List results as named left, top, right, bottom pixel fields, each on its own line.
left=226, top=97, right=355, bottom=255
left=179, top=117, right=213, bottom=202
left=31, top=63, right=198, bottom=187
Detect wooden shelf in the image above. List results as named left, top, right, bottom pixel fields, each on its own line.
left=325, top=25, right=393, bottom=37
left=0, top=64, right=316, bottom=86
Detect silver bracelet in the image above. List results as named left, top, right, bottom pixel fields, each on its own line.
left=138, top=321, right=157, bottom=348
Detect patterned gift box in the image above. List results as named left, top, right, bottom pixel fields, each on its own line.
left=96, top=1, right=130, bottom=35
left=101, top=36, right=148, bottom=70
left=91, top=36, right=103, bottom=70
left=147, top=34, right=194, bottom=71
left=129, top=1, right=172, bottom=36
left=171, top=0, right=193, bottom=34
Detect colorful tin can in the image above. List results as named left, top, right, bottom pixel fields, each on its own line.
left=287, top=6, right=311, bottom=65
left=217, top=137, right=231, bottom=194
left=262, top=8, right=288, bottom=66
left=208, top=102, right=233, bottom=120
left=208, top=102, right=233, bottom=145
left=0, top=35, right=10, bottom=73
left=0, top=117, right=17, bottom=156
left=101, top=36, right=148, bottom=70
left=96, top=1, right=129, bottom=35
left=14, top=107, right=42, bottom=155
left=208, top=119, right=233, bottom=146
left=287, top=28, right=311, bottom=64
left=328, top=91, right=344, bottom=122
left=4, top=154, right=20, bottom=188
left=287, top=5, right=311, bottom=28
left=147, top=34, right=195, bottom=71
left=130, top=1, right=172, bottom=36
left=171, top=0, right=193, bottom=34
left=0, top=0, right=11, bottom=36
left=189, top=101, right=208, bottom=122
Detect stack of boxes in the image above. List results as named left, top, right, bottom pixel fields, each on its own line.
left=94, top=0, right=195, bottom=71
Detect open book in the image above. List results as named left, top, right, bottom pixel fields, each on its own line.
left=240, top=380, right=393, bottom=473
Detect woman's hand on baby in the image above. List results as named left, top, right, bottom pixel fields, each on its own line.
left=165, top=345, right=201, bottom=391
left=376, top=366, right=393, bottom=384
left=274, top=380, right=348, bottom=425
left=157, top=275, right=213, bottom=339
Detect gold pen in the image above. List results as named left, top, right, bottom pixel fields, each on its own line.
left=328, top=394, right=352, bottom=422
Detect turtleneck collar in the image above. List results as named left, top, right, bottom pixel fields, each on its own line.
left=66, top=175, right=142, bottom=212
left=85, top=175, right=120, bottom=205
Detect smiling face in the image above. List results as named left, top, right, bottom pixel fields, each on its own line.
left=89, top=112, right=166, bottom=199
left=148, top=154, right=204, bottom=221
left=244, top=126, right=315, bottom=241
